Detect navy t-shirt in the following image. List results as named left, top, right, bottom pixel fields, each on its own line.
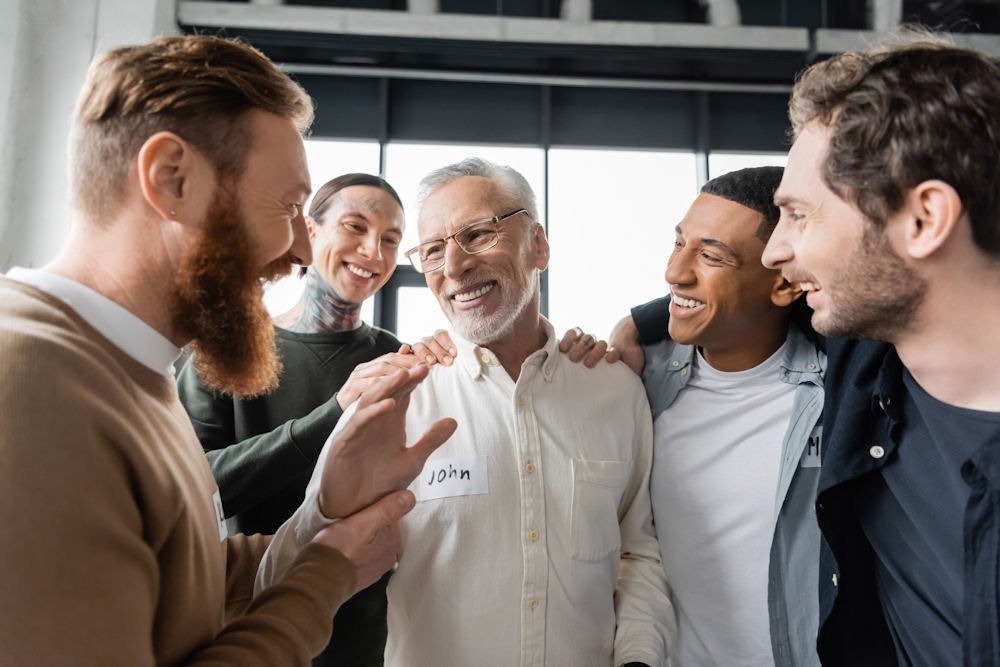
left=856, top=369, right=1000, bottom=666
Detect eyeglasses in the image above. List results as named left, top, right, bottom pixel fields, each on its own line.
left=404, top=209, right=528, bottom=274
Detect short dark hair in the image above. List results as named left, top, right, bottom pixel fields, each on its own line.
left=701, top=166, right=784, bottom=242
left=789, top=31, right=1000, bottom=256
left=309, top=173, right=403, bottom=225
left=71, top=35, right=314, bottom=222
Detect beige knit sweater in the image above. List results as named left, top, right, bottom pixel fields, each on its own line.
left=0, top=277, right=355, bottom=666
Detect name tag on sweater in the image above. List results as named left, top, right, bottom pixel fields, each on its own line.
left=212, top=490, right=227, bottom=541
left=414, top=455, right=489, bottom=502
left=801, top=425, right=822, bottom=468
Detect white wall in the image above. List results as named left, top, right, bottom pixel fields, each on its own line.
left=0, top=0, right=177, bottom=271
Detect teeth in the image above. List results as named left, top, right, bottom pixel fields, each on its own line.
left=799, top=281, right=818, bottom=292
left=672, top=294, right=704, bottom=308
left=455, top=284, right=493, bottom=302
left=347, top=264, right=374, bottom=279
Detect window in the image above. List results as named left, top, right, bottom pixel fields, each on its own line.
left=708, top=151, right=787, bottom=179
left=264, top=138, right=381, bottom=320
left=546, top=148, right=699, bottom=338
left=271, top=140, right=789, bottom=345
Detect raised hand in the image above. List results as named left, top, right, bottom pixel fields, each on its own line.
left=320, top=363, right=457, bottom=520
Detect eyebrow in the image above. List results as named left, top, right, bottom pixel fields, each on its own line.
left=773, top=194, right=798, bottom=208
left=675, top=224, right=739, bottom=260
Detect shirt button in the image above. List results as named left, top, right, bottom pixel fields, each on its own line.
left=525, top=462, right=535, bottom=474
left=528, top=529, right=539, bottom=541
left=517, top=396, right=526, bottom=407
left=680, top=368, right=688, bottom=376
left=529, top=599, right=539, bottom=609
left=480, top=353, right=492, bottom=365
left=807, top=363, right=817, bottom=370
left=869, top=445, right=885, bottom=459
left=671, top=360, right=680, bottom=367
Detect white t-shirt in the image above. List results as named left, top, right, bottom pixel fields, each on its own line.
left=650, top=342, right=795, bottom=667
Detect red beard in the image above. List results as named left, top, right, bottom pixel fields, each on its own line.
left=171, top=184, right=293, bottom=397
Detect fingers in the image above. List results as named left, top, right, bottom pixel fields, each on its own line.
left=407, top=417, right=458, bottom=467
left=558, top=326, right=583, bottom=353
left=605, top=346, right=623, bottom=365
left=582, top=339, right=608, bottom=368
left=356, top=364, right=430, bottom=410
left=410, top=329, right=457, bottom=366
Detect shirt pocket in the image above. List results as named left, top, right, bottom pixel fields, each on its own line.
left=570, top=458, right=629, bottom=562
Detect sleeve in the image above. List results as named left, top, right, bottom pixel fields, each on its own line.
left=630, top=296, right=670, bottom=346
left=613, top=381, right=676, bottom=667
left=188, top=544, right=356, bottom=666
left=176, top=357, right=345, bottom=518
left=255, top=405, right=357, bottom=594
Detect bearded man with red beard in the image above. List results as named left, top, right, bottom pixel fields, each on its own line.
left=0, top=35, right=453, bottom=666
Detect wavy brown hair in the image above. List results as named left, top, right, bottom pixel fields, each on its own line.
left=70, top=35, right=314, bottom=222
left=789, top=30, right=1000, bottom=256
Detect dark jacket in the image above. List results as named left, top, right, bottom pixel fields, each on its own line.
left=817, top=338, right=1000, bottom=667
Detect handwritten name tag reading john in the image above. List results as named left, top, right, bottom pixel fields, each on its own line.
left=413, top=455, right=489, bottom=502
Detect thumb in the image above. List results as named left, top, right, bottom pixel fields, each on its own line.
left=364, top=489, right=416, bottom=528
left=408, top=417, right=458, bottom=465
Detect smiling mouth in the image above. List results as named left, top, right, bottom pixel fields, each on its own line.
left=671, top=293, right=705, bottom=309
left=453, top=283, right=495, bottom=302
left=797, top=280, right=820, bottom=292
left=346, top=263, right=376, bottom=279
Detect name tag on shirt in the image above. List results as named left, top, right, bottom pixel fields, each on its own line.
left=413, top=455, right=489, bottom=502
left=801, top=425, right=822, bottom=468
left=212, top=490, right=227, bottom=541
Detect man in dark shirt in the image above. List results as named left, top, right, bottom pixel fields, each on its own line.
left=761, top=35, right=1000, bottom=665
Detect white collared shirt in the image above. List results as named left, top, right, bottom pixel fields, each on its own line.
left=6, top=268, right=180, bottom=376
left=258, top=321, right=672, bottom=667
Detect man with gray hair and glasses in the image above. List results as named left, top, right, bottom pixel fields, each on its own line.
left=260, top=157, right=673, bottom=667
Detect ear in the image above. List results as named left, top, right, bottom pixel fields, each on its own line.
left=532, top=223, right=550, bottom=271
left=136, top=131, right=200, bottom=222
left=306, top=215, right=318, bottom=239
left=770, top=273, right=803, bottom=308
left=899, top=179, right=963, bottom=259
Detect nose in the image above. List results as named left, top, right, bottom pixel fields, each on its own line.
left=359, top=230, right=383, bottom=260
left=663, top=248, right=691, bottom=286
left=441, top=238, right=473, bottom=279
left=288, top=206, right=313, bottom=266
left=761, top=217, right=792, bottom=270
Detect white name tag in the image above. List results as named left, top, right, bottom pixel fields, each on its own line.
left=413, top=455, right=489, bottom=502
left=212, top=490, right=228, bottom=541
left=801, top=425, right=822, bottom=469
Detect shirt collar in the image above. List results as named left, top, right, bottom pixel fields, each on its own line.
left=7, top=267, right=182, bottom=376
left=452, top=317, right=558, bottom=382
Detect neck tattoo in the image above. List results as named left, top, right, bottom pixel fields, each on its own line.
left=287, top=268, right=361, bottom=333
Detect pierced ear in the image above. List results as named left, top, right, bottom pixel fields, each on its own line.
left=136, top=131, right=193, bottom=221
left=902, top=179, right=963, bottom=259
left=770, top=274, right=803, bottom=308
